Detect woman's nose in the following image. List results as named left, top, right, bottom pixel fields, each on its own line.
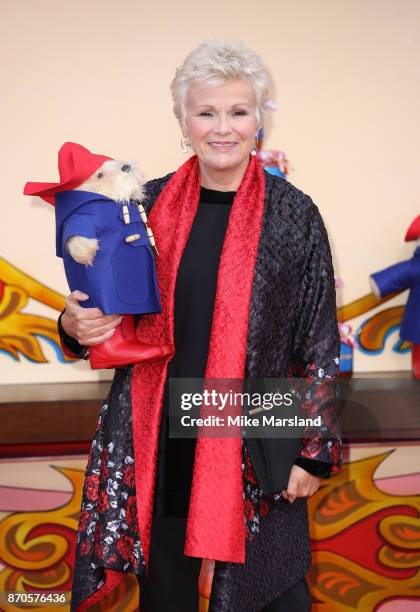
left=121, top=164, right=131, bottom=172
left=215, top=114, right=231, bottom=134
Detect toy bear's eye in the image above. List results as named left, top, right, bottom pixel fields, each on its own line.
left=97, top=172, right=104, bottom=179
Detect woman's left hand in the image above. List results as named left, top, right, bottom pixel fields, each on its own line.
left=281, top=464, right=322, bottom=503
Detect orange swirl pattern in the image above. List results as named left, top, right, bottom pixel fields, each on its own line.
left=0, top=467, right=82, bottom=611
left=0, top=467, right=139, bottom=611
left=0, top=257, right=73, bottom=363
left=357, top=306, right=411, bottom=352
left=337, top=291, right=411, bottom=354
left=308, top=451, right=420, bottom=610
left=308, top=552, right=420, bottom=612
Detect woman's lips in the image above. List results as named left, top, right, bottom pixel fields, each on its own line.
left=208, top=142, right=237, bottom=150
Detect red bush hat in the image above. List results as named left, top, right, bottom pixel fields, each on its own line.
left=405, top=215, right=420, bottom=241
left=23, top=142, right=112, bottom=205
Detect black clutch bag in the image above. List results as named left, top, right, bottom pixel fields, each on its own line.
left=242, top=378, right=302, bottom=495
left=245, top=435, right=301, bottom=495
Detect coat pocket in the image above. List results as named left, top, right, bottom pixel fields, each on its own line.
left=111, top=243, right=151, bottom=305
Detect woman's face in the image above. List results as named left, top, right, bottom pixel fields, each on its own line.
left=184, top=78, right=259, bottom=186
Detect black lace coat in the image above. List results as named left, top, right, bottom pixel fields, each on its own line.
left=70, top=171, right=342, bottom=611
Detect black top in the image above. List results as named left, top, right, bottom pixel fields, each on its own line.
left=166, top=186, right=236, bottom=379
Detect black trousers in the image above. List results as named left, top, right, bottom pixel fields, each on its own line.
left=137, top=517, right=311, bottom=612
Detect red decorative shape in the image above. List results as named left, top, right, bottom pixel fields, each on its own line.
left=312, top=505, right=418, bottom=579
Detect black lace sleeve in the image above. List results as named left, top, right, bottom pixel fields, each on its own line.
left=293, top=456, right=332, bottom=478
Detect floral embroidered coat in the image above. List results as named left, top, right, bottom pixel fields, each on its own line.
left=69, top=171, right=342, bottom=612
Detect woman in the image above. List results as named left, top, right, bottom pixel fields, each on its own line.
left=60, top=39, right=341, bottom=612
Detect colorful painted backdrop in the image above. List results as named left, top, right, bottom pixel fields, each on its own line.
left=1, top=443, right=419, bottom=611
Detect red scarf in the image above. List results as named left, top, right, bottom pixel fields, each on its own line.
left=131, top=154, right=265, bottom=567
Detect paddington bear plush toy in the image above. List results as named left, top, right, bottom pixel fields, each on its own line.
left=24, top=142, right=173, bottom=369
left=370, top=215, right=420, bottom=379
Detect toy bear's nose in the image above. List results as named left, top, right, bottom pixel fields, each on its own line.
left=121, top=164, right=131, bottom=172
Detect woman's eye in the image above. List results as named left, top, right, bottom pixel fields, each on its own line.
left=198, top=112, right=213, bottom=117
left=233, top=110, right=247, bottom=116
left=97, top=172, right=104, bottom=179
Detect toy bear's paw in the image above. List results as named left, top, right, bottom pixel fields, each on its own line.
left=66, top=236, right=99, bottom=266
left=369, top=276, right=381, bottom=298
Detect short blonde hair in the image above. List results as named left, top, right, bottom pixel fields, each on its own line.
left=170, top=39, right=272, bottom=133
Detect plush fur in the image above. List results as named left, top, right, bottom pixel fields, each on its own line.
left=66, top=160, right=145, bottom=266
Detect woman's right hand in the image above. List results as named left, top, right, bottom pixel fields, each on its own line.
left=61, top=290, right=123, bottom=346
